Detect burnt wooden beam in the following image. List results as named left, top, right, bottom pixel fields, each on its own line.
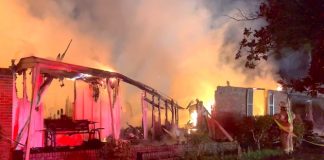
left=15, top=56, right=184, bottom=110
left=144, top=98, right=165, bottom=109
left=158, top=98, right=161, bottom=125
left=165, top=101, right=168, bottom=124
left=151, top=95, right=155, bottom=129
left=171, top=101, right=174, bottom=125
left=175, top=103, right=179, bottom=126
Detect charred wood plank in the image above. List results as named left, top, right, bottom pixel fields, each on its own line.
left=144, top=98, right=165, bottom=109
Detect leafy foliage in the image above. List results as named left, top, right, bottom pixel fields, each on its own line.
left=236, top=0, right=324, bottom=96
left=224, top=115, right=305, bottom=151
left=293, top=120, right=305, bottom=148
left=235, top=116, right=275, bottom=150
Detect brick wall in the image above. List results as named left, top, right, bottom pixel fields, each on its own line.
left=215, top=86, right=247, bottom=116
left=0, top=68, right=13, bottom=160
left=215, top=86, right=289, bottom=116
left=24, top=149, right=100, bottom=160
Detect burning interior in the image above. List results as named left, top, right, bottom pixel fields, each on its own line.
left=2, top=56, right=234, bottom=160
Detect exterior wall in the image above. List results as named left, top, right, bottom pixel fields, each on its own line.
left=215, top=86, right=288, bottom=117
left=31, top=150, right=99, bottom=160
left=214, top=86, right=247, bottom=116
left=310, top=97, right=324, bottom=135
left=272, top=91, right=288, bottom=114
left=0, top=68, right=13, bottom=160
left=290, top=94, right=324, bottom=135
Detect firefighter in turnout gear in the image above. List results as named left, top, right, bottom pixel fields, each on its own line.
left=274, top=101, right=295, bottom=154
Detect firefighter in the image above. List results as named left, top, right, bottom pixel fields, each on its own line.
left=274, top=101, right=295, bottom=154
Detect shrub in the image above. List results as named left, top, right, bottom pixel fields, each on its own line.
left=293, top=120, right=305, bottom=148
left=235, top=115, right=275, bottom=150
left=230, top=115, right=305, bottom=151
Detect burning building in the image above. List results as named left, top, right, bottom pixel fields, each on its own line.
left=214, top=85, right=324, bottom=135
left=214, top=86, right=288, bottom=117
left=0, top=56, right=185, bottom=160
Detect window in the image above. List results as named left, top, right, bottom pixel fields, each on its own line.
left=247, top=89, right=253, bottom=116
left=268, top=91, right=275, bottom=115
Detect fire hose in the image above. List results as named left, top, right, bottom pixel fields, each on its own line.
left=274, top=119, right=324, bottom=147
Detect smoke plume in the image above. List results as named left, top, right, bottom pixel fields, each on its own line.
left=0, top=0, right=280, bottom=126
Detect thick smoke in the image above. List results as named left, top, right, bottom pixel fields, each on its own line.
left=0, top=0, right=279, bottom=126
left=276, top=48, right=310, bottom=81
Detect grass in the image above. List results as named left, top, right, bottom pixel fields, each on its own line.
left=182, top=149, right=283, bottom=160
left=241, top=149, right=283, bottom=160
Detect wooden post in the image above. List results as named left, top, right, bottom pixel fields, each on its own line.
left=82, top=89, right=85, bottom=119
left=25, top=66, right=41, bottom=160
left=175, top=106, right=177, bottom=126
left=151, top=95, right=156, bottom=140
left=176, top=104, right=179, bottom=126
left=99, top=96, right=102, bottom=141
left=22, top=71, right=27, bottom=101
left=151, top=95, right=155, bottom=128
left=107, top=78, right=115, bottom=139
left=141, top=92, right=148, bottom=140
left=13, top=71, right=27, bottom=149
left=158, top=98, right=161, bottom=125
left=165, top=101, right=168, bottom=125
left=73, top=80, right=76, bottom=119
left=171, top=100, right=174, bottom=126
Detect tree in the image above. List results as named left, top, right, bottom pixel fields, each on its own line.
left=235, top=0, right=324, bottom=96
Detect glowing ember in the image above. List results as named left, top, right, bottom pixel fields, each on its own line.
left=187, top=128, right=197, bottom=134
left=109, top=77, right=118, bottom=89
left=277, top=84, right=283, bottom=91
left=70, top=73, right=92, bottom=80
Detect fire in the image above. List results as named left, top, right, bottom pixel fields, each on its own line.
left=204, top=100, right=214, bottom=114
left=190, top=110, right=198, bottom=127
left=92, top=61, right=115, bottom=72
left=253, top=89, right=266, bottom=115
left=277, top=84, right=283, bottom=91
left=0, top=0, right=281, bottom=128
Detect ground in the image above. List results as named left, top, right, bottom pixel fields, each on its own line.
left=265, top=146, right=323, bottom=160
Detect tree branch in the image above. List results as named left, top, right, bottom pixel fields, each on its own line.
left=224, top=8, right=260, bottom=21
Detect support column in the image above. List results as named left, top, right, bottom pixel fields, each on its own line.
left=158, top=98, right=161, bottom=125
left=151, top=95, right=155, bottom=139
left=171, top=100, right=174, bottom=126
left=165, top=101, right=168, bottom=125
left=13, top=71, right=27, bottom=149
left=107, top=78, right=115, bottom=139
left=141, top=92, right=148, bottom=140
left=25, top=66, right=41, bottom=160
left=175, top=105, right=179, bottom=127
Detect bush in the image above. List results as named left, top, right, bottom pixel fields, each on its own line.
left=293, top=120, right=305, bottom=148
left=228, top=115, right=305, bottom=151
left=235, top=115, right=275, bottom=150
